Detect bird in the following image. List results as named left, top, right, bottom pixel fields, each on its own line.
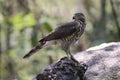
left=23, top=13, right=86, bottom=59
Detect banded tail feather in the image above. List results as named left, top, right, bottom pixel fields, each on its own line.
left=23, top=41, right=45, bottom=58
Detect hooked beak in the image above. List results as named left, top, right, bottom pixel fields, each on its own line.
left=73, top=16, right=75, bottom=19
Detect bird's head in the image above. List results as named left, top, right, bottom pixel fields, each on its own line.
left=73, top=13, right=86, bottom=23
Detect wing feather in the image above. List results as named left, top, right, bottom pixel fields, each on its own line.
left=40, top=21, right=78, bottom=42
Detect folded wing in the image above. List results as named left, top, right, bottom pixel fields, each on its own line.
left=39, top=21, right=78, bottom=42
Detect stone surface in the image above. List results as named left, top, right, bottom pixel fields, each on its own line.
left=33, top=42, right=120, bottom=80
left=33, top=57, right=87, bottom=80
left=74, top=42, right=120, bottom=80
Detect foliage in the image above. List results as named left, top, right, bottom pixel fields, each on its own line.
left=9, top=13, right=36, bottom=30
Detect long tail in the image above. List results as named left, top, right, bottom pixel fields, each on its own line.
left=23, top=41, right=45, bottom=58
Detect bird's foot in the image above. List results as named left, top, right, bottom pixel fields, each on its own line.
left=67, top=54, right=72, bottom=60
left=67, top=53, right=72, bottom=58
left=66, top=52, right=79, bottom=64
left=68, top=54, right=79, bottom=65
left=67, top=53, right=77, bottom=61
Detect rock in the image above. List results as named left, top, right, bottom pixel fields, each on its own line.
left=33, top=57, right=88, bottom=80
left=33, top=42, right=120, bottom=80
left=74, top=42, right=120, bottom=80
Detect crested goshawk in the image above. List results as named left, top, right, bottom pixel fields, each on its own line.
left=23, top=13, right=86, bottom=59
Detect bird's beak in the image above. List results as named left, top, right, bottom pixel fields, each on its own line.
left=73, top=16, right=75, bottom=19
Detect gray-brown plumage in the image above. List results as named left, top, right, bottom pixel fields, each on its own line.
left=23, top=13, right=86, bottom=59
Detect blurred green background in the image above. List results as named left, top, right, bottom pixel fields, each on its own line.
left=0, top=0, right=120, bottom=80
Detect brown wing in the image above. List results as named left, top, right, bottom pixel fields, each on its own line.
left=39, top=21, right=78, bottom=42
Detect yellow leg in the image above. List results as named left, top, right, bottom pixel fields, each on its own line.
left=66, top=50, right=75, bottom=60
